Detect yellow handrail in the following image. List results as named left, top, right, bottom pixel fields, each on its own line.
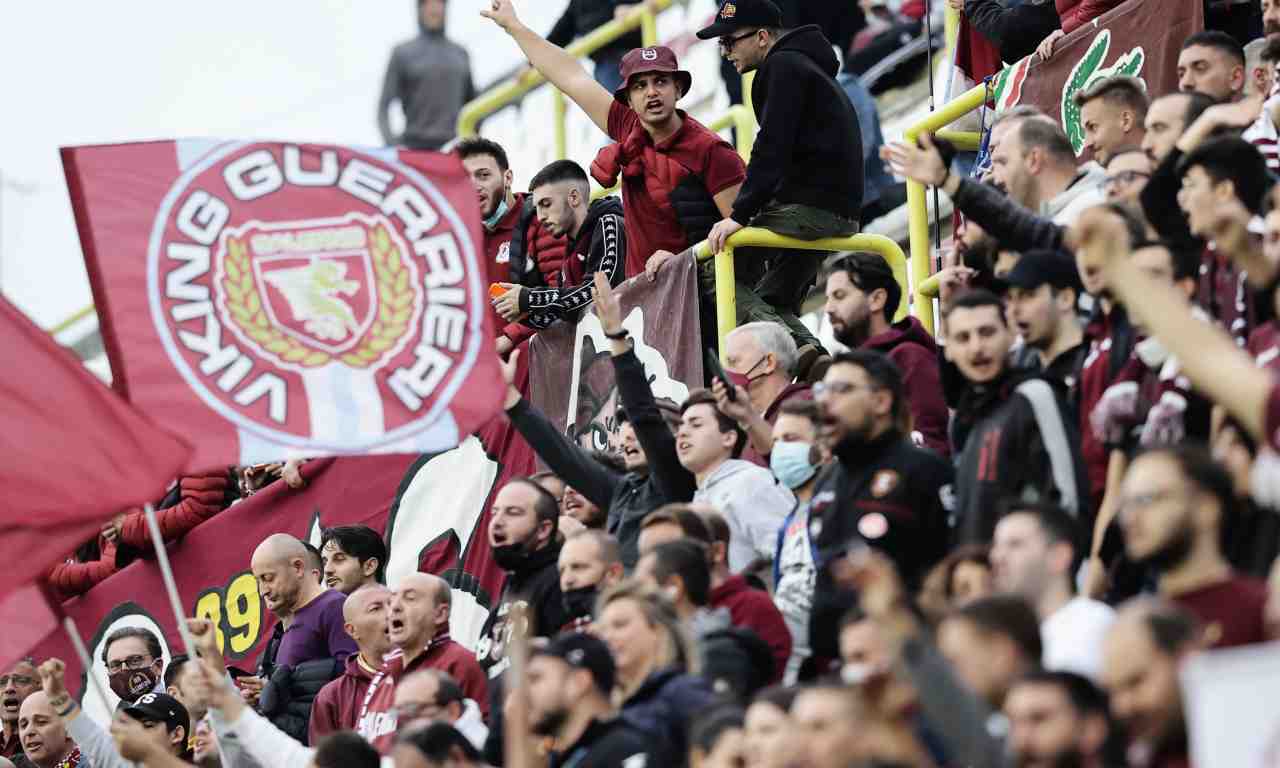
left=456, top=0, right=673, bottom=149
left=903, top=82, right=989, bottom=336
left=693, top=230, right=910, bottom=353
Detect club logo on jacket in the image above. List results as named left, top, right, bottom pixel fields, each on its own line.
left=496, top=241, right=511, bottom=264
left=857, top=512, right=889, bottom=540
left=870, top=470, right=899, bottom=498
left=148, top=142, right=484, bottom=449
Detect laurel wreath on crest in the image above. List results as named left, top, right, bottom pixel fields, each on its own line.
left=221, top=224, right=415, bottom=370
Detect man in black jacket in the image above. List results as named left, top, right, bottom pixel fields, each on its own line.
left=699, top=0, right=862, bottom=353
left=546, top=0, right=649, bottom=93
left=501, top=272, right=696, bottom=568
left=945, top=290, right=1088, bottom=545
left=491, top=160, right=625, bottom=332
left=807, top=350, right=955, bottom=666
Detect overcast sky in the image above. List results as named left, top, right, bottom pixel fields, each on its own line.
left=0, top=0, right=576, bottom=329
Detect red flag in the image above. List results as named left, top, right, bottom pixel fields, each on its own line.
left=0, top=583, right=62, bottom=674
left=0, top=296, right=191, bottom=600
left=63, top=140, right=504, bottom=470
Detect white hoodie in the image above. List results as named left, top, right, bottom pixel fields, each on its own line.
left=694, top=459, right=795, bottom=571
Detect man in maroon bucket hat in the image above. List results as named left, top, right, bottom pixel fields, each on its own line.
left=483, top=0, right=747, bottom=287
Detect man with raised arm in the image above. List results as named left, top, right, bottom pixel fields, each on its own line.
left=481, top=0, right=746, bottom=283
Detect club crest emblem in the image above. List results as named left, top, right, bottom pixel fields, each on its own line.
left=871, top=470, right=899, bottom=498
left=147, top=142, right=484, bottom=449
left=721, top=3, right=736, bottom=19
left=641, top=48, right=658, bottom=61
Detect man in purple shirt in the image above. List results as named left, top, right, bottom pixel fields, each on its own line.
left=246, top=534, right=358, bottom=743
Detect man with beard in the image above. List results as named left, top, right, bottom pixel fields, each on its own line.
left=319, top=525, right=386, bottom=596
left=557, top=530, right=625, bottom=633
left=475, top=480, right=570, bottom=680
left=490, top=160, right=626, bottom=334
left=1004, top=671, right=1120, bottom=768
left=2, top=661, right=40, bottom=760
left=1119, top=446, right=1272, bottom=647
left=807, top=350, right=954, bottom=664
left=1003, top=250, right=1088, bottom=399
left=1177, top=31, right=1246, bottom=102
left=1099, top=598, right=1201, bottom=768
left=821, top=253, right=948, bottom=455
left=16, top=693, right=79, bottom=768
left=482, top=0, right=746, bottom=282
left=503, top=272, right=696, bottom=568
left=377, top=0, right=473, bottom=151
left=945, top=290, right=1088, bottom=545
left=309, top=585, right=393, bottom=742
left=249, top=534, right=356, bottom=742
left=456, top=137, right=569, bottom=357
left=984, top=111, right=1105, bottom=227
left=360, top=574, right=488, bottom=753
left=520, top=633, right=650, bottom=766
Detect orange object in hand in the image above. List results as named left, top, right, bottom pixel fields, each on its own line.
left=490, top=283, right=508, bottom=299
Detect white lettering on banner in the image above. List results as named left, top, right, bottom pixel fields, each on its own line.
left=282, top=145, right=339, bottom=187
left=175, top=191, right=229, bottom=245
left=149, top=141, right=483, bottom=451
left=224, top=150, right=284, bottom=201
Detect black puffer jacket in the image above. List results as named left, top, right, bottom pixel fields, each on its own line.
left=732, top=25, right=863, bottom=224
left=259, top=657, right=342, bottom=746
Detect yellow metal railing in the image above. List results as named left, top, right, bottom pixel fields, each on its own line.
left=693, top=230, right=910, bottom=352
left=903, top=82, right=989, bottom=335
left=456, top=0, right=673, bottom=158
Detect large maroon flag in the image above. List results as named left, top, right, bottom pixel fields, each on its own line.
left=0, top=296, right=190, bottom=601
left=63, top=140, right=504, bottom=471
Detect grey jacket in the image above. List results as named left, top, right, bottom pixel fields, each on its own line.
left=377, top=24, right=475, bottom=150
left=694, top=460, right=795, bottom=572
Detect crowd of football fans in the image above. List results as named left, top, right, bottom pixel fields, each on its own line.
left=13, top=0, right=1280, bottom=766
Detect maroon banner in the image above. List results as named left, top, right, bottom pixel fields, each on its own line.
left=989, top=0, right=1202, bottom=161
left=528, top=251, right=704, bottom=442
left=34, top=415, right=536, bottom=725
left=0, top=295, right=190, bottom=603
left=63, top=140, right=504, bottom=470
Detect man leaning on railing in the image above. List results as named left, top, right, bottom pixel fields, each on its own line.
left=701, top=0, right=864, bottom=359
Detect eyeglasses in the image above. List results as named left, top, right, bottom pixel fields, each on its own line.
left=1117, top=488, right=1186, bottom=516
left=812, top=381, right=878, bottom=399
left=1104, top=170, right=1150, bottom=188
left=718, top=29, right=758, bottom=51
left=0, top=674, right=35, bottom=688
left=106, top=655, right=154, bottom=673
left=393, top=700, right=445, bottom=722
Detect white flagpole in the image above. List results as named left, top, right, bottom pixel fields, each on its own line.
left=61, top=616, right=113, bottom=715
left=143, top=503, right=197, bottom=658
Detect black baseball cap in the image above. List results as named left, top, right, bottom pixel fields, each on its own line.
left=122, top=692, right=191, bottom=736
left=531, top=632, right=616, bottom=695
left=696, top=0, right=783, bottom=40
left=1002, top=249, right=1084, bottom=294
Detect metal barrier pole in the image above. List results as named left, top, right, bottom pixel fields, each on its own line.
left=714, top=246, right=737, bottom=352
left=553, top=90, right=569, bottom=160
left=901, top=82, right=989, bottom=336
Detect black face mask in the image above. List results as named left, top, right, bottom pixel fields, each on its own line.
left=109, top=667, right=158, bottom=701
left=491, top=541, right=535, bottom=572
left=560, top=586, right=598, bottom=620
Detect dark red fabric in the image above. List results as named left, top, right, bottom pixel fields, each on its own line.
left=359, top=636, right=490, bottom=753
left=604, top=101, right=745, bottom=276
left=0, top=727, right=19, bottom=759
left=864, top=317, right=950, bottom=457
left=1078, top=312, right=1118, bottom=510
left=1195, top=246, right=1255, bottom=347
left=1248, top=320, right=1280, bottom=371
left=708, top=575, right=792, bottom=683
left=46, top=534, right=118, bottom=601
left=0, top=295, right=189, bottom=602
left=1170, top=575, right=1269, bottom=648
left=1057, top=0, right=1127, bottom=33
left=117, top=471, right=231, bottom=549
left=955, top=16, right=1004, bottom=82
left=490, top=193, right=569, bottom=344
left=309, top=655, right=376, bottom=743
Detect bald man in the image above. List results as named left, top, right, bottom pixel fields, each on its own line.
left=309, top=585, right=393, bottom=742
left=249, top=533, right=357, bottom=743
left=17, top=693, right=77, bottom=768
left=357, top=573, right=489, bottom=754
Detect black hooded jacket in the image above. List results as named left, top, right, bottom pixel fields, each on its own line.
left=519, top=196, right=626, bottom=329
left=732, top=25, right=864, bottom=224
